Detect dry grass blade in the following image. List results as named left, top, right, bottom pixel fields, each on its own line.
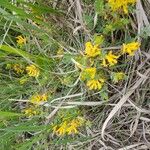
left=118, top=143, right=144, bottom=150
left=101, top=69, right=150, bottom=139
left=136, top=0, right=150, bottom=27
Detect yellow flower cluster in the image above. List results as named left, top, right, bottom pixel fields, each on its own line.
left=102, top=51, right=119, bottom=67
left=23, top=93, right=47, bottom=117
left=85, top=42, right=101, bottom=57
left=16, top=35, right=26, bottom=45
left=7, top=63, right=40, bottom=78
left=53, top=117, right=84, bottom=136
left=7, top=64, right=41, bottom=85
left=80, top=67, right=96, bottom=80
left=31, top=93, right=48, bottom=104
left=84, top=42, right=120, bottom=68
left=82, top=40, right=140, bottom=91
left=13, top=64, right=24, bottom=74
left=122, top=42, right=140, bottom=56
left=26, top=65, right=40, bottom=77
left=87, top=79, right=105, bottom=90
left=24, top=107, right=37, bottom=118
left=80, top=67, right=105, bottom=90
left=108, top=0, right=136, bottom=14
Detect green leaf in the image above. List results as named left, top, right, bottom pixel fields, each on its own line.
left=16, top=134, right=44, bottom=150
left=140, top=25, right=150, bottom=38
left=0, top=45, right=32, bottom=59
left=1, top=125, right=47, bottom=132
left=110, top=72, right=126, bottom=83
left=0, top=3, right=52, bottom=32
left=83, top=14, right=94, bottom=30
left=100, top=86, right=108, bottom=100
left=95, top=0, right=104, bottom=15
left=0, top=51, right=7, bottom=58
left=0, top=111, right=22, bottom=119
left=21, top=1, right=63, bottom=15
left=0, top=45, right=53, bottom=69
left=0, top=7, right=44, bottom=32
left=93, top=34, right=104, bottom=45
left=62, top=53, right=73, bottom=64
left=0, top=132, right=16, bottom=150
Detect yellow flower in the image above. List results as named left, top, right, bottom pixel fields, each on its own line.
left=16, top=35, right=26, bottom=45
left=53, top=117, right=84, bottom=136
left=67, top=117, right=84, bottom=135
left=41, top=93, right=48, bottom=101
left=31, top=95, right=41, bottom=103
left=108, top=0, right=136, bottom=14
left=54, top=121, right=67, bottom=136
left=80, top=67, right=96, bottom=81
left=122, top=42, right=140, bottom=56
left=13, top=64, right=24, bottom=74
left=26, top=65, right=40, bottom=77
left=76, top=117, right=85, bottom=126
left=85, top=42, right=101, bottom=57
left=66, top=120, right=78, bottom=135
left=87, top=78, right=105, bottom=90
left=102, top=51, right=119, bottom=67
left=112, top=72, right=126, bottom=83
left=31, top=94, right=48, bottom=104
left=52, top=125, right=57, bottom=133
left=24, top=107, right=37, bottom=117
